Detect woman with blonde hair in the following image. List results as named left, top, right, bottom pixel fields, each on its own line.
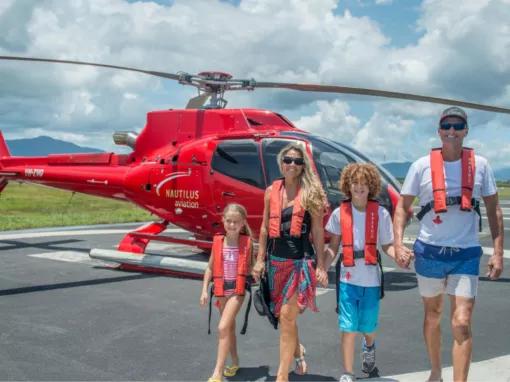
left=252, top=142, right=328, bottom=381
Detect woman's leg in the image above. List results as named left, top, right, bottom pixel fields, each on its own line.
left=276, top=293, right=300, bottom=382
left=210, top=296, right=244, bottom=380
left=293, top=331, right=307, bottom=375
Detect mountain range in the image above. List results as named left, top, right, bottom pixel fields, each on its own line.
left=3, top=136, right=510, bottom=181
left=5, top=136, right=102, bottom=156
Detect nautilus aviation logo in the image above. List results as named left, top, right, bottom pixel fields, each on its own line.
left=155, top=169, right=192, bottom=196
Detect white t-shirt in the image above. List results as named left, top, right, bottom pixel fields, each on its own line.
left=401, top=154, right=497, bottom=248
left=325, top=205, right=394, bottom=287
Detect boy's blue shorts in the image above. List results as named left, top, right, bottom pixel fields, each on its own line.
left=338, top=282, right=380, bottom=333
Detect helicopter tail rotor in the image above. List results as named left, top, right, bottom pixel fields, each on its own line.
left=0, top=131, right=11, bottom=192
left=0, top=131, right=10, bottom=158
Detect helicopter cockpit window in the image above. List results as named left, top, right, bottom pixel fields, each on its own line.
left=212, top=140, right=264, bottom=189
left=317, top=152, right=351, bottom=190
left=306, top=137, right=356, bottom=194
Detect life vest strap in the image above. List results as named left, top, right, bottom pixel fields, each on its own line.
left=340, top=250, right=379, bottom=262
left=208, top=280, right=252, bottom=335
left=416, top=197, right=482, bottom=231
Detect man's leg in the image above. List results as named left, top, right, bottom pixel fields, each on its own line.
left=422, top=294, right=444, bottom=382
left=446, top=272, right=478, bottom=382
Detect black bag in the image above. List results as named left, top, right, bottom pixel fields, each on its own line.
left=253, top=273, right=278, bottom=330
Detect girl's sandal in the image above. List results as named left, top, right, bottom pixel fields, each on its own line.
left=223, top=364, right=240, bottom=377
left=294, top=344, right=307, bottom=375
left=207, top=378, right=222, bottom=382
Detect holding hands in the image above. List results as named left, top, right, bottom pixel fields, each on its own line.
left=395, top=244, right=414, bottom=269
left=316, top=266, right=329, bottom=288
left=251, top=259, right=265, bottom=283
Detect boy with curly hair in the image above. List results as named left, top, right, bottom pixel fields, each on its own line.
left=323, top=163, right=400, bottom=382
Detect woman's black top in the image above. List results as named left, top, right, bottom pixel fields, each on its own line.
left=267, top=206, right=314, bottom=260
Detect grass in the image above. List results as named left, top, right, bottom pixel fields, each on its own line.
left=498, top=186, right=510, bottom=200
left=0, top=182, right=153, bottom=231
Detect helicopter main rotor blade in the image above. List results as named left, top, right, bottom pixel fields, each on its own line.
left=255, top=82, right=510, bottom=115
left=0, top=55, right=181, bottom=81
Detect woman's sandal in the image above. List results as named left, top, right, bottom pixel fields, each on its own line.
left=223, top=364, right=240, bottom=377
left=207, top=377, right=222, bottom=382
left=294, top=344, right=307, bottom=375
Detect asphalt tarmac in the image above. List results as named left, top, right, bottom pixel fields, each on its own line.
left=0, top=211, right=509, bottom=381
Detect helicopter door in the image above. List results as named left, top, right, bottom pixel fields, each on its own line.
left=210, top=139, right=265, bottom=230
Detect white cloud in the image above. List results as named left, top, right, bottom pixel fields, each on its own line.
left=292, top=100, right=360, bottom=141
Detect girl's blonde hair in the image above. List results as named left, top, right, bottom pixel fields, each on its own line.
left=276, top=143, right=327, bottom=215
left=339, top=163, right=381, bottom=199
left=222, top=203, right=253, bottom=238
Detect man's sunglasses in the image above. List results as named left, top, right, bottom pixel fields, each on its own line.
left=439, top=122, right=467, bottom=131
left=282, top=156, right=304, bottom=165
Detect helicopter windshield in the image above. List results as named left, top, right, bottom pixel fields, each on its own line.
left=281, top=131, right=401, bottom=191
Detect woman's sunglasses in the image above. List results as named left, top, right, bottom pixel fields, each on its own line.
left=282, top=156, right=304, bottom=165
left=439, top=122, right=467, bottom=131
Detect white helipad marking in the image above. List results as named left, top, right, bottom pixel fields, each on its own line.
left=316, top=288, right=331, bottom=296
left=29, top=251, right=114, bottom=267
left=377, top=354, right=510, bottom=381
left=0, top=228, right=186, bottom=241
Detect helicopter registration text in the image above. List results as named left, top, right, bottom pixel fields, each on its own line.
left=25, top=168, right=44, bottom=177
left=165, top=189, right=200, bottom=209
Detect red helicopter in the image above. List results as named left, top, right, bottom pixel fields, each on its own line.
left=1, top=56, right=509, bottom=276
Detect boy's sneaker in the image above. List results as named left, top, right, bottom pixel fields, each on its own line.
left=361, top=338, right=376, bottom=374
left=339, top=372, right=356, bottom=382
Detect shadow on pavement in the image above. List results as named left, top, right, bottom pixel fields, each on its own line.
left=383, top=271, right=418, bottom=292
left=0, top=274, right=159, bottom=296
left=0, top=238, right=86, bottom=253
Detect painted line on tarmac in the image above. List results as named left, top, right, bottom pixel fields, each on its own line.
left=29, top=251, right=113, bottom=266
left=403, top=239, right=510, bottom=259
left=380, top=353, right=510, bottom=382
left=0, top=228, right=186, bottom=241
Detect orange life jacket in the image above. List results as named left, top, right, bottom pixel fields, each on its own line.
left=340, top=200, right=379, bottom=267
left=212, top=234, right=251, bottom=297
left=430, top=147, right=475, bottom=213
left=268, top=179, right=305, bottom=238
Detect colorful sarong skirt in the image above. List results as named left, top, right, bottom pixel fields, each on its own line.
left=268, top=255, right=318, bottom=317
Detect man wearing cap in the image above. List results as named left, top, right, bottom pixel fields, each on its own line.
left=393, top=107, right=504, bottom=382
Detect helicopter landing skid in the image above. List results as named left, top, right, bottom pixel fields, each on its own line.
left=89, top=248, right=207, bottom=279
left=89, top=221, right=213, bottom=277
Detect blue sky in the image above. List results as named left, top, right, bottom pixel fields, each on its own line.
left=0, top=0, right=509, bottom=169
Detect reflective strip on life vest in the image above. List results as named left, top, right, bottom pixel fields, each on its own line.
left=430, top=147, right=475, bottom=214
left=340, top=200, right=379, bottom=267
left=461, top=148, right=475, bottom=211
left=268, top=179, right=305, bottom=238
left=212, top=234, right=251, bottom=297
